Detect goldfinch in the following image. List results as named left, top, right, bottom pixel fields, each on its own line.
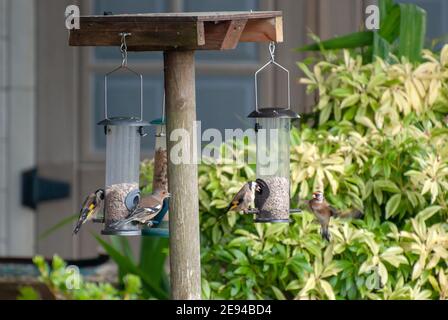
left=307, top=191, right=363, bottom=241
left=226, top=181, right=261, bottom=214
left=73, top=189, right=105, bottom=234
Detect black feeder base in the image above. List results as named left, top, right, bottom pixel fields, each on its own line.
left=254, top=217, right=292, bottom=223
left=101, top=228, right=142, bottom=236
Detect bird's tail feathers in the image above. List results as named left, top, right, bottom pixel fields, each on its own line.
left=73, top=223, right=82, bottom=235
left=321, top=227, right=331, bottom=242
left=73, top=209, right=89, bottom=234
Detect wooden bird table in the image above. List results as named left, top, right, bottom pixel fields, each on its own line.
left=69, top=11, right=283, bottom=300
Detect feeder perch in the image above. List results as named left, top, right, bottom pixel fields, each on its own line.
left=99, top=33, right=150, bottom=236
left=248, top=42, right=300, bottom=223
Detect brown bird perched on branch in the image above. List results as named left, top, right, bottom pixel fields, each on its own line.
left=73, top=189, right=105, bottom=235
left=111, top=188, right=170, bottom=228
left=226, top=180, right=262, bottom=214
left=306, top=191, right=363, bottom=241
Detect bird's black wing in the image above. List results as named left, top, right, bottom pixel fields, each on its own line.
left=226, top=184, right=248, bottom=212
left=329, top=206, right=340, bottom=217
left=74, top=193, right=97, bottom=234
left=111, top=206, right=160, bottom=228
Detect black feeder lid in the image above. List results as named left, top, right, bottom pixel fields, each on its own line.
left=98, top=116, right=151, bottom=126
left=248, top=107, right=300, bottom=119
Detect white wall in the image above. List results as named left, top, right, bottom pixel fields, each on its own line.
left=0, top=0, right=8, bottom=256
left=0, top=0, right=36, bottom=256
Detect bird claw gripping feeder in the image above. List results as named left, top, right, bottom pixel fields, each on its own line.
left=249, top=42, right=300, bottom=223
left=141, top=96, right=169, bottom=238
left=99, top=33, right=150, bottom=236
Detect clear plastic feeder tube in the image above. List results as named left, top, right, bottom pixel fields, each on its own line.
left=103, top=124, right=142, bottom=232
left=255, top=117, right=291, bottom=221
left=152, top=123, right=168, bottom=192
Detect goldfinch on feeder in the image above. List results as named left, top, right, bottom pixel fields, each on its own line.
left=306, top=191, right=363, bottom=241
left=111, top=188, right=170, bottom=228
left=73, top=189, right=105, bottom=234
left=226, top=180, right=262, bottom=214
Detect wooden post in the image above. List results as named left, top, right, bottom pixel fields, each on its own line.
left=164, top=50, right=201, bottom=300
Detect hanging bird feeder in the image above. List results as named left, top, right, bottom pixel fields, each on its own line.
left=249, top=42, right=300, bottom=223
left=99, top=33, right=150, bottom=236
left=142, top=98, right=169, bottom=238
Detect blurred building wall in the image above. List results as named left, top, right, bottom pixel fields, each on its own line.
left=0, top=0, right=36, bottom=256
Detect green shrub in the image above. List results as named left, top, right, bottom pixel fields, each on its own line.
left=199, top=47, right=448, bottom=300
left=18, top=255, right=143, bottom=300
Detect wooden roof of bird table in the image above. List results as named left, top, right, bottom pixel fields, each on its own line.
left=69, top=11, right=283, bottom=51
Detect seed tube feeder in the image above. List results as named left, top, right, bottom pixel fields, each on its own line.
left=141, top=107, right=169, bottom=238
left=249, top=42, right=299, bottom=223
left=99, top=33, right=150, bottom=236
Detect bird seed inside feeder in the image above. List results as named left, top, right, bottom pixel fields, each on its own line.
left=255, top=176, right=290, bottom=220
left=105, top=182, right=139, bottom=226
left=152, top=148, right=168, bottom=192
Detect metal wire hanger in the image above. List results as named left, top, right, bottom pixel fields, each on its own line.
left=254, top=41, right=291, bottom=112
left=155, top=93, right=166, bottom=137
left=104, top=32, right=144, bottom=121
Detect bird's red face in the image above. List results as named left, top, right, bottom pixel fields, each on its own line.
left=161, top=190, right=171, bottom=199
left=153, top=189, right=171, bottom=200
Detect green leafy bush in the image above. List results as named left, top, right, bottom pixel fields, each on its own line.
left=199, top=47, right=448, bottom=300
left=18, top=255, right=143, bottom=300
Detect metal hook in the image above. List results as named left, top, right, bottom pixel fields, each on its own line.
left=156, top=93, right=166, bottom=137
left=269, top=41, right=275, bottom=61
left=162, top=94, right=166, bottom=124
left=104, top=32, right=144, bottom=121
left=119, top=32, right=131, bottom=67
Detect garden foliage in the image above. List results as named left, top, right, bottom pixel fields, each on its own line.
left=199, top=47, right=448, bottom=300
left=18, top=255, right=142, bottom=300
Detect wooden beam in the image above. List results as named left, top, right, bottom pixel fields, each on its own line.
left=220, top=19, right=248, bottom=49
left=164, top=50, right=201, bottom=300
left=240, top=16, right=283, bottom=43
left=198, top=19, right=247, bottom=50
left=197, top=21, right=205, bottom=46
left=69, top=21, right=201, bottom=49
left=68, top=11, right=283, bottom=50
left=75, top=11, right=281, bottom=22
